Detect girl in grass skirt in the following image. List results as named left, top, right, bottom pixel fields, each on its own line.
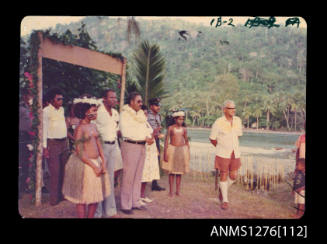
left=162, top=111, right=190, bottom=197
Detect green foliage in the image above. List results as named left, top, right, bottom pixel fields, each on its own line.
left=133, top=40, right=167, bottom=105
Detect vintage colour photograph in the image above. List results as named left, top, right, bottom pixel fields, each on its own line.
left=19, top=16, right=306, bottom=220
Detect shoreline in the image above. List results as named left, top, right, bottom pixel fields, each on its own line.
left=189, top=141, right=294, bottom=155
left=188, top=126, right=302, bottom=135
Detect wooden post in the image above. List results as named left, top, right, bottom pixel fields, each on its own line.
left=35, top=32, right=43, bottom=206
left=120, top=58, right=127, bottom=112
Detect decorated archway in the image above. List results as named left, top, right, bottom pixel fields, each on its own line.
left=31, top=31, right=126, bottom=206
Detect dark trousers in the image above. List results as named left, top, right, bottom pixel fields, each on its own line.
left=47, top=138, right=69, bottom=205
left=152, top=138, right=161, bottom=186
left=19, top=132, right=31, bottom=194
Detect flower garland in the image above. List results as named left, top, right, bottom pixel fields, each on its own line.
left=122, top=104, right=147, bottom=123
left=22, top=31, right=42, bottom=200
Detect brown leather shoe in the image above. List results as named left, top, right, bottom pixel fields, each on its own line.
left=221, top=202, right=228, bottom=210
left=121, top=209, right=133, bottom=215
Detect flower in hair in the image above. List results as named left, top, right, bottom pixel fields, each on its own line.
left=73, top=96, right=101, bottom=106
left=172, top=111, right=185, bottom=117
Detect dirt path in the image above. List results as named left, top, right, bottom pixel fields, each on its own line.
left=18, top=172, right=297, bottom=219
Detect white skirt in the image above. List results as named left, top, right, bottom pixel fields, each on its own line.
left=141, top=142, right=160, bottom=182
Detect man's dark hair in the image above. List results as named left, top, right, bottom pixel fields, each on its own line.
left=74, top=102, right=96, bottom=119
left=166, top=112, right=187, bottom=128
left=149, top=97, right=160, bottom=106
left=47, top=87, right=64, bottom=101
left=102, top=89, right=116, bottom=98
left=43, top=91, right=51, bottom=104
left=127, top=91, right=141, bottom=104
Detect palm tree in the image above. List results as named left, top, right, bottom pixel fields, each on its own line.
left=133, top=40, right=167, bottom=106
left=127, top=16, right=140, bottom=43
left=189, top=110, right=201, bottom=126
left=242, top=106, right=252, bottom=128
left=253, top=105, right=263, bottom=130
left=263, top=94, right=277, bottom=130
left=97, top=16, right=141, bottom=43
left=280, top=94, right=292, bottom=131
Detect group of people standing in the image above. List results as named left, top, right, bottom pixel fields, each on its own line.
left=33, top=87, right=190, bottom=218
left=19, top=87, right=305, bottom=218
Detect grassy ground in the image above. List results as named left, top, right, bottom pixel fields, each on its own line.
left=18, top=171, right=297, bottom=219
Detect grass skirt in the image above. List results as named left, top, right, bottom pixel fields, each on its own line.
left=62, top=154, right=111, bottom=204
left=161, top=144, right=190, bottom=174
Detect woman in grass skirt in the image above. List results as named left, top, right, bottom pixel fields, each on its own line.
left=62, top=97, right=110, bottom=218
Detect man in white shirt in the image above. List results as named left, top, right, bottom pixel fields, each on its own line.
left=209, top=100, right=243, bottom=210
left=94, top=89, right=120, bottom=218
left=43, top=88, right=69, bottom=206
left=119, top=92, right=154, bottom=214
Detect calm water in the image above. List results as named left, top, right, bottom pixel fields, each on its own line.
left=187, top=128, right=300, bottom=150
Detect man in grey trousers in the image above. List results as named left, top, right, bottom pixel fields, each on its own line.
left=119, top=92, right=154, bottom=215
left=94, top=89, right=120, bottom=218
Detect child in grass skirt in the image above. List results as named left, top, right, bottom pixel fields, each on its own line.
left=162, top=111, right=190, bottom=197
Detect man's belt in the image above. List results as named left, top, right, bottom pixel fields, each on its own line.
left=124, top=139, right=146, bottom=145
left=104, top=140, right=116, bottom=144
left=48, top=137, right=67, bottom=141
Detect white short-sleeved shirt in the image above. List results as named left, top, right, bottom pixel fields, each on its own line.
left=209, top=115, right=243, bottom=158
left=93, top=103, right=119, bottom=142
left=43, top=104, right=67, bottom=148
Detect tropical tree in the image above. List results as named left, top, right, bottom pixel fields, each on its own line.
left=290, top=90, right=306, bottom=131
left=133, top=40, right=167, bottom=106
left=242, top=106, right=252, bottom=128
left=96, top=16, right=141, bottom=44
left=127, top=16, right=141, bottom=43
left=253, top=105, right=263, bottom=130
left=263, top=94, right=277, bottom=130
left=280, top=94, right=292, bottom=131
left=189, top=110, right=201, bottom=126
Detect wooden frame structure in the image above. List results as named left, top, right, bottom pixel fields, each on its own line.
left=34, top=31, right=126, bottom=206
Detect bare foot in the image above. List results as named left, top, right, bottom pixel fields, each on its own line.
left=290, top=212, right=303, bottom=218
left=169, top=192, right=173, bottom=197
left=175, top=192, right=180, bottom=197
left=221, top=202, right=228, bottom=210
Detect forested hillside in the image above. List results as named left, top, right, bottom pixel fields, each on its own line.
left=21, top=16, right=306, bottom=131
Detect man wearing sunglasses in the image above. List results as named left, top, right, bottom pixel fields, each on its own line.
left=119, top=92, right=154, bottom=214
left=209, top=100, right=243, bottom=210
left=43, top=87, right=69, bottom=206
